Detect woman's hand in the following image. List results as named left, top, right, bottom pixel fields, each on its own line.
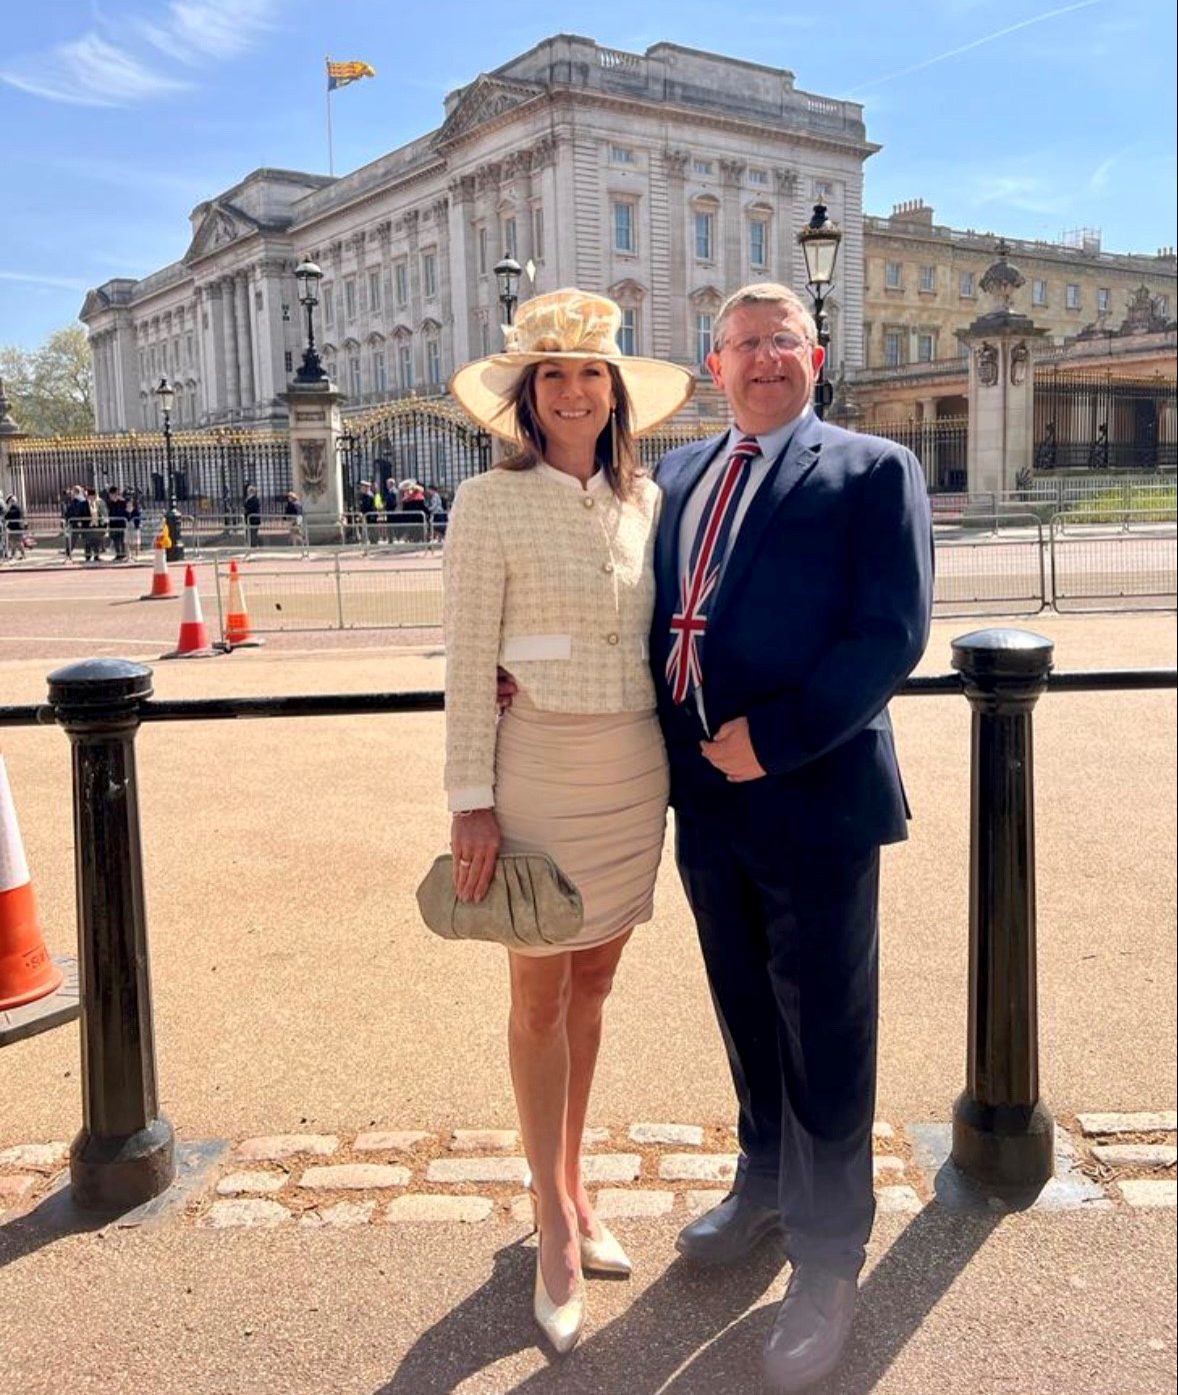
left=451, top=808, right=501, bottom=902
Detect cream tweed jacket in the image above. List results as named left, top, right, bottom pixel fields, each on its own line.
left=443, top=463, right=660, bottom=810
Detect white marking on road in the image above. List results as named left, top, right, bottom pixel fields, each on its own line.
left=0, top=636, right=171, bottom=645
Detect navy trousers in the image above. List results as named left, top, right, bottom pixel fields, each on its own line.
left=675, top=807, right=880, bottom=1278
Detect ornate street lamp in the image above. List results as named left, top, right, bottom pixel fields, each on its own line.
left=154, top=376, right=183, bottom=560
left=797, top=202, right=843, bottom=419
left=494, top=255, right=522, bottom=328
left=293, top=260, right=328, bottom=384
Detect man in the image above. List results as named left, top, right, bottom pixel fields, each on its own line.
left=106, top=487, right=130, bottom=561
left=243, top=484, right=263, bottom=550
left=80, top=488, right=108, bottom=563
left=651, top=283, right=933, bottom=1392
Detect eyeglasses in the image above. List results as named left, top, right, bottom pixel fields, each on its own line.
left=716, top=331, right=812, bottom=357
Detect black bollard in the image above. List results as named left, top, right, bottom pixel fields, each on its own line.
left=47, top=658, right=175, bottom=1211
left=950, top=629, right=1055, bottom=1190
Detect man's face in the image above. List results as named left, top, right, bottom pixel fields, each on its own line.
left=705, top=301, right=824, bottom=435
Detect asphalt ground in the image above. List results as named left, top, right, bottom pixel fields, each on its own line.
left=0, top=565, right=1175, bottom=1395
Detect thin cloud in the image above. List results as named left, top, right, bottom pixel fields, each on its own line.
left=1089, top=156, right=1117, bottom=193
left=0, top=0, right=282, bottom=106
left=848, top=0, right=1105, bottom=94
left=0, top=271, right=93, bottom=292
left=969, top=174, right=1067, bottom=217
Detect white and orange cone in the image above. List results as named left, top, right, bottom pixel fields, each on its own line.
left=0, top=755, right=63, bottom=1012
left=161, top=565, right=217, bottom=659
left=221, top=559, right=263, bottom=649
left=141, top=532, right=176, bottom=600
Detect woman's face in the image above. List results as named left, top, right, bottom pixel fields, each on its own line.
left=530, top=359, right=614, bottom=458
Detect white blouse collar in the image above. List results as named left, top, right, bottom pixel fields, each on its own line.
left=538, top=461, right=610, bottom=494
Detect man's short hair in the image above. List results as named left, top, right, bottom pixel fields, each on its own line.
left=712, top=283, right=818, bottom=352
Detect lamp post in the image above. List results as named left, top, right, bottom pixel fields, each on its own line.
left=797, top=202, right=843, bottom=420
left=494, top=255, right=522, bottom=328
left=293, top=260, right=328, bottom=385
left=153, top=377, right=183, bottom=560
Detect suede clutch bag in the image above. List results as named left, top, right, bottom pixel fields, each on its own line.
left=416, top=853, right=584, bottom=947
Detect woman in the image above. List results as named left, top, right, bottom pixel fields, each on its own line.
left=445, top=289, right=693, bottom=1352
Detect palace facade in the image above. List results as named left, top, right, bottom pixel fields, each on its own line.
left=80, top=35, right=875, bottom=433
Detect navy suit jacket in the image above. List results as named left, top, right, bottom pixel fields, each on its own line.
left=651, top=413, right=934, bottom=852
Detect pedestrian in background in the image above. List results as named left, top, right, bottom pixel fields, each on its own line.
left=244, top=483, right=262, bottom=550
left=81, top=488, right=108, bottom=563
left=283, top=491, right=304, bottom=546
left=2, top=495, right=30, bottom=559
left=107, top=487, right=130, bottom=561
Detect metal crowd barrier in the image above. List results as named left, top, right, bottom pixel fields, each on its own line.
left=1, top=640, right=1174, bottom=1212
left=932, top=512, right=1047, bottom=616
left=209, top=555, right=444, bottom=636
left=1050, top=515, right=1178, bottom=612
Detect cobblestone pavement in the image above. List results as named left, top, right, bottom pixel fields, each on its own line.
left=3, top=1112, right=1174, bottom=1232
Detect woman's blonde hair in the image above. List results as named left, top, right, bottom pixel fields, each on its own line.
left=495, top=362, right=640, bottom=500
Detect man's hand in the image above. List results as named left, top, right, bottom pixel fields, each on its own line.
left=496, top=667, right=518, bottom=714
left=451, top=809, right=501, bottom=902
left=701, top=717, right=766, bottom=782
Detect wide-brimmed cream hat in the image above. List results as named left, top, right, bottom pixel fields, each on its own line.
left=449, top=288, right=694, bottom=441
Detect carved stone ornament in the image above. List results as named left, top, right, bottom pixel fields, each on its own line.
left=979, top=239, right=1025, bottom=313
left=664, top=148, right=691, bottom=177
left=720, top=158, right=747, bottom=185
left=1009, top=342, right=1029, bottom=386
left=976, top=342, right=999, bottom=387
left=297, top=439, right=328, bottom=499
left=775, top=167, right=799, bottom=194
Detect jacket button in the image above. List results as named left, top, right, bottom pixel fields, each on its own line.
left=606, top=632, right=619, bottom=645
left=601, top=561, right=614, bottom=574
left=582, top=497, right=595, bottom=509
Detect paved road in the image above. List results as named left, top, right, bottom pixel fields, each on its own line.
left=0, top=587, right=1174, bottom=1394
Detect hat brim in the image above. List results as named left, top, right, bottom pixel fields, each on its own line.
left=449, top=352, right=695, bottom=442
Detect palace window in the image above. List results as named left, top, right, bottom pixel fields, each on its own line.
left=884, top=330, right=904, bottom=368
left=367, top=269, right=381, bottom=314
left=749, top=219, right=768, bottom=270
left=695, top=313, right=713, bottom=365
left=693, top=159, right=714, bottom=176
left=814, top=179, right=831, bottom=202
left=1154, top=294, right=1171, bottom=318
left=610, top=145, right=636, bottom=164
left=612, top=201, right=635, bottom=253
left=477, top=226, right=488, bottom=275
left=618, top=308, right=638, bottom=356
left=422, top=251, right=438, bottom=299
left=748, top=168, right=769, bottom=186
left=1032, top=279, right=1048, bottom=306
left=884, top=261, right=903, bottom=290
left=694, top=211, right=715, bottom=261
left=348, top=355, right=362, bottom=397
left=344, top=278, right=356, bottom=320
left=919, top=265, right=936, bottom=293
left=394, top=262, right=408, bottom=307
left=917, top=333, right=935, bottom=363
left=398, top=342, right=413, bottom=389
left=1066, top=283, right=1081, bottom=309
left=959, top=271, right=975, bottom=297
left=502, top=217, right=517, bottom=260
left=426, top=338, right=442, bottom=386
left=532, top=206, right=545, bottom=261
left=372, top=349, right=387, bottom=394
left=1097, top=287, right=1110, bottom=314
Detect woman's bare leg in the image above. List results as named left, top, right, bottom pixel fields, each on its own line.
left=564, top=931, right=632, bottom=1238
left=508, top=950, right=579, bottom=1303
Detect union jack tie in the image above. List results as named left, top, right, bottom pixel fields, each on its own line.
left=666, top=435, right=760, bottom=705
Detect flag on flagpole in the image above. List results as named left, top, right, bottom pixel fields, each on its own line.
left=327, top=59, right=376, bottom=91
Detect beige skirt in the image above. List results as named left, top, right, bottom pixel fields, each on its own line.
left=495, top=695, right=669, bottom=956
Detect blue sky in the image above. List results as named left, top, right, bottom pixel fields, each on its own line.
left=1, top=0, right=1174, bottom=351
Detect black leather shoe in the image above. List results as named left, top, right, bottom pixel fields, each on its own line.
left=762, top=1264, right=857, bottom=1393
left=675, top=1192, right=783, bottom=1265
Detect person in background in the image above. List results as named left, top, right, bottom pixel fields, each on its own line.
left=81, top=488, right=108, bottom=563
left=107, top=487, right=130, bottom=561
left=127, top=489, right=143, bottom=556
left=283, top=491, right=304, bottom=545
left=2, top=495, right=30, bottom=559
left=243, top=483, right=263, bottom=550
left=64, top=486, right=89, bottom=558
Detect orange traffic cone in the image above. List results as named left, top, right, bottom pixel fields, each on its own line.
left=161, top=565, right=217, bottom=659
left=141, top=532, right=176, bottom=600
left=221, top=559, right=263, bottom=649
left=0, top=755, right=63, bottom=1012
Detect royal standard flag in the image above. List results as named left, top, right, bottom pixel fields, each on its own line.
left=327, top=59, right=376, bottom=91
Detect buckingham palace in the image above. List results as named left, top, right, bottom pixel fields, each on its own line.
left=79, top=34, right=874, bottom=434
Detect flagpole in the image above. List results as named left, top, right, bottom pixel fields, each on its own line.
left=325, top=56, right=335, bottom=176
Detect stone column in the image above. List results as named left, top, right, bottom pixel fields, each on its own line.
left=235, top=272, right=255, bottom=413
left=221, top=276, right=240, bottom=413
left=720, top=159, right=746, bottom=294
left=447, top=177, right=477, bottom=364
left=279, top=379, right=346, bottom=544
left=664, top=149, right=690, bottom=364
left=956, top=243, right=1048, bottom=499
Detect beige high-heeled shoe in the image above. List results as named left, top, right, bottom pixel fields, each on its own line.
left=524, top=1174, right=633, bottom=1278
left=533, top=1240, right=585, bottom=1354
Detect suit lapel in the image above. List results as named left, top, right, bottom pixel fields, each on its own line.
left=707, top=413, right=824, bottom=630
left=655, top=434, right=726, bottom=608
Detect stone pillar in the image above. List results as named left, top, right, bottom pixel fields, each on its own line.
left=956, top=243, right=1048, bottom=499
left=447, top=178, right=477, bottom=365
left=0, top=380, right=26, bottom=498
left=235, top=272, right=255, bottom=413
left=664, top=150, right=690, bottom=364
left=720, top=159, right=746, bottom=294
left=279, top=379, right=346, bottom=544
left=221, top=276, right=241, bottom=413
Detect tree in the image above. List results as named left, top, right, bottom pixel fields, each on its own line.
left=0, top=325, right=95, bottom=436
